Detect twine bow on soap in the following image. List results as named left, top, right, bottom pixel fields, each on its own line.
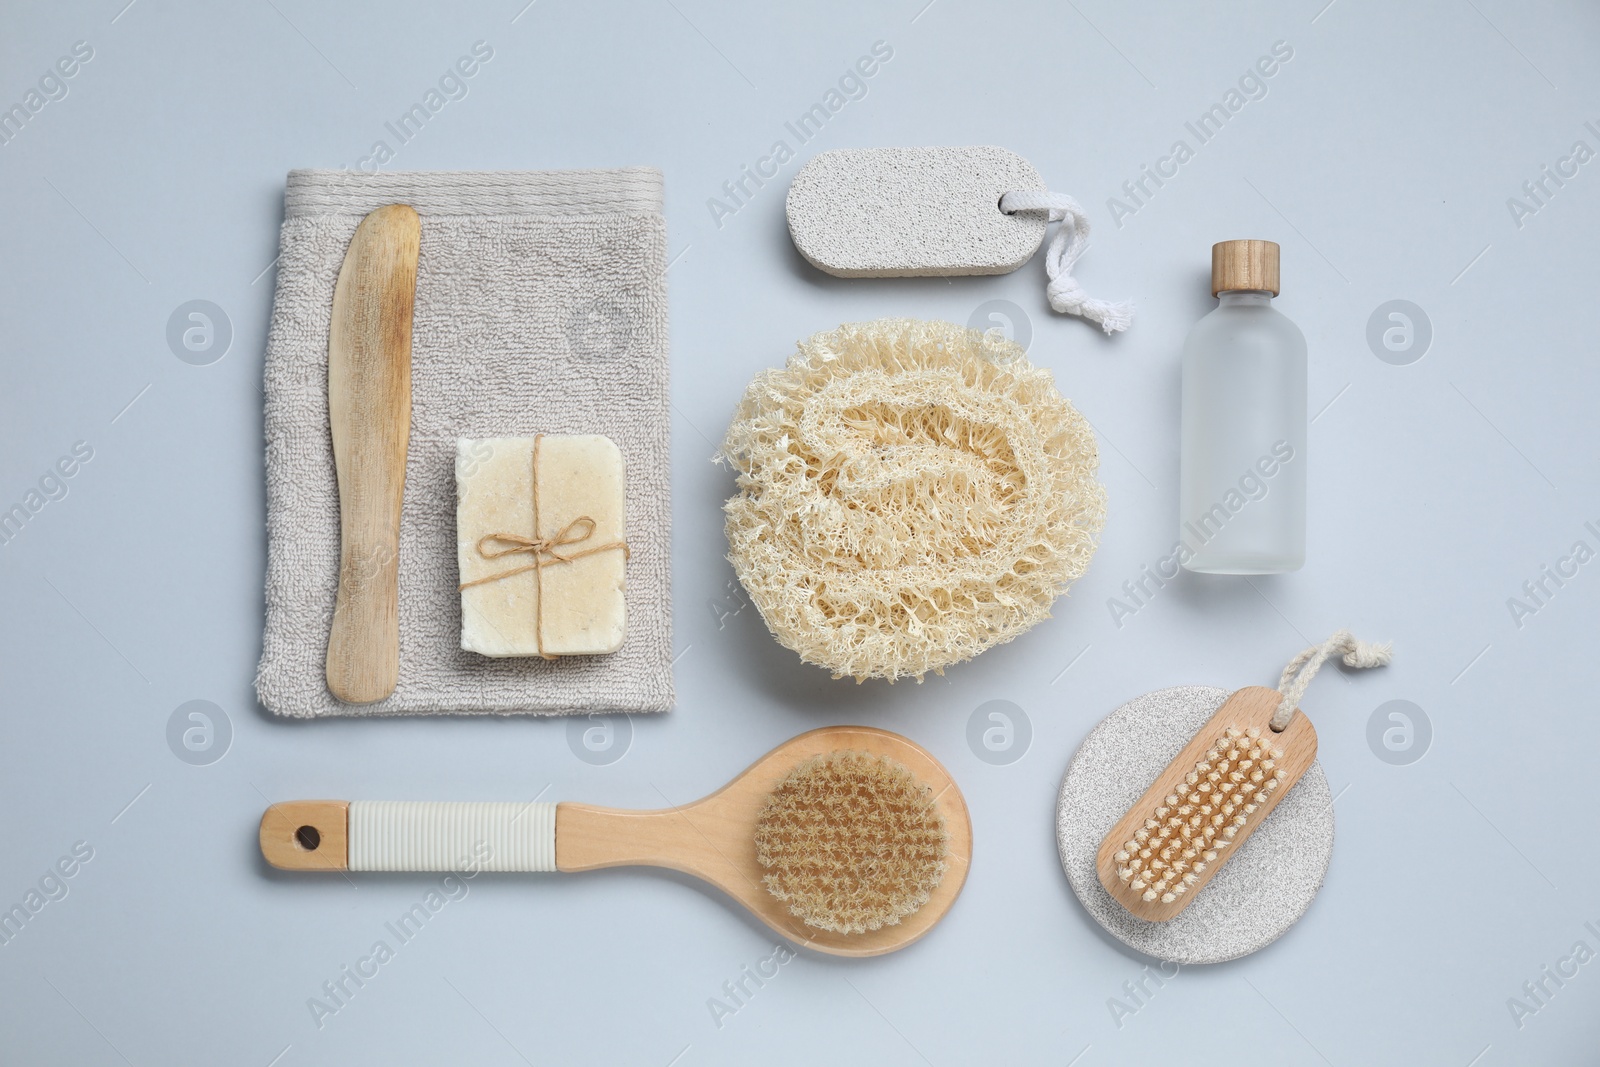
left=1270, top=629, right=1393, bottom=731
left=462, top=519, right=628, bottom=583
left=458, top=434, right=629, bottom=659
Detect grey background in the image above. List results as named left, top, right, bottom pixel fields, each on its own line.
left=1, top=0, right=1596, bottom=1064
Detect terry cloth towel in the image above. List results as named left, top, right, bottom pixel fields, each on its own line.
left=256, top=168, right=673, bottom=718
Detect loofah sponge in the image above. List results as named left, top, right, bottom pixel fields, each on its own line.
left=720, top=318, right=1105, bottom=682
left=754, top=751, right=948, bottom=934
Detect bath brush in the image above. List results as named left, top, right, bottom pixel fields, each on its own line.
left=1081, top=627, right=1395, bottom=934
left=1056, top=685, right=1333, bottom=964
left=1095, top=685, right=1312, bottom=921
left=260, top=726, right=970, bottom=957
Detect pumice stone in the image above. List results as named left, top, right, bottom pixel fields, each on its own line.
left=785, top=146, right=1050, bottom=277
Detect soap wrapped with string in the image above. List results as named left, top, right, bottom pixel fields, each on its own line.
left=455, top=435, right=628, bottom=658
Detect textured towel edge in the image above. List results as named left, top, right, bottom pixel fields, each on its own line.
left=284, top=167, right=664, bottom=218
left=254, top=692, right=676, bottom=720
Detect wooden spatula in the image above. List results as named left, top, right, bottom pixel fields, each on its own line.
left=324, top=204, right=420, bottom=704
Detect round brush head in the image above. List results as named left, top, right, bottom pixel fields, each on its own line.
left=754, top=750, right=948, bottom=934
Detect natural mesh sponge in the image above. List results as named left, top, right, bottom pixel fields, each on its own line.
left=719, top=318, right=1105, bottom=682
left=753, top=750, right=948, bottom=934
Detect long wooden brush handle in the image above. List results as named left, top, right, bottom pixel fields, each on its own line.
left=261, top=801, right=557, bottom=872
left=261, top=800, right=722, bottom=876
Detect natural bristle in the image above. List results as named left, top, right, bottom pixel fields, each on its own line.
left=754, top=750, right=948, bottom=935
left=1115, top=726, right=1289, bottom=908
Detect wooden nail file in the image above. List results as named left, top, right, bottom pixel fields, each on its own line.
left=1095, top=686, right=1317, bottom=922
left=324, top=204, right=420, bottom=704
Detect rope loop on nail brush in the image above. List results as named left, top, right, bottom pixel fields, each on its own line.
left=1271, top=629, right=1393, bottom=731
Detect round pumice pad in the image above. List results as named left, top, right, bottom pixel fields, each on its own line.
left=1056, top=685, right=1333, bottom=964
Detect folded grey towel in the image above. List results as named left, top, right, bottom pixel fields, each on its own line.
left=256, top=168, right=673, bottom=718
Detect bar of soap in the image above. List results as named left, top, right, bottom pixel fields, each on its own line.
left=456, top=435, right=627, bottom=657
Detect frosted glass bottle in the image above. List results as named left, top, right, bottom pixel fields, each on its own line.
left=1178, top=240, right=1306, bottom=573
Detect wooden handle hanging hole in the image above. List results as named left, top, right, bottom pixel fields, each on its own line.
left=260, top=801, right=349, bottom=870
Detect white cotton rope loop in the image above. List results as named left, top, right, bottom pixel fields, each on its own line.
left=998, top=190, right=1133, bottom=334
left=347, top=801, right=557, bottom=872
left=1271, top=629, right=1393, bottom=731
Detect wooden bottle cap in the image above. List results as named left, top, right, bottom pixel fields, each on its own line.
left=1211, top=239, right=1279, bottom=296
